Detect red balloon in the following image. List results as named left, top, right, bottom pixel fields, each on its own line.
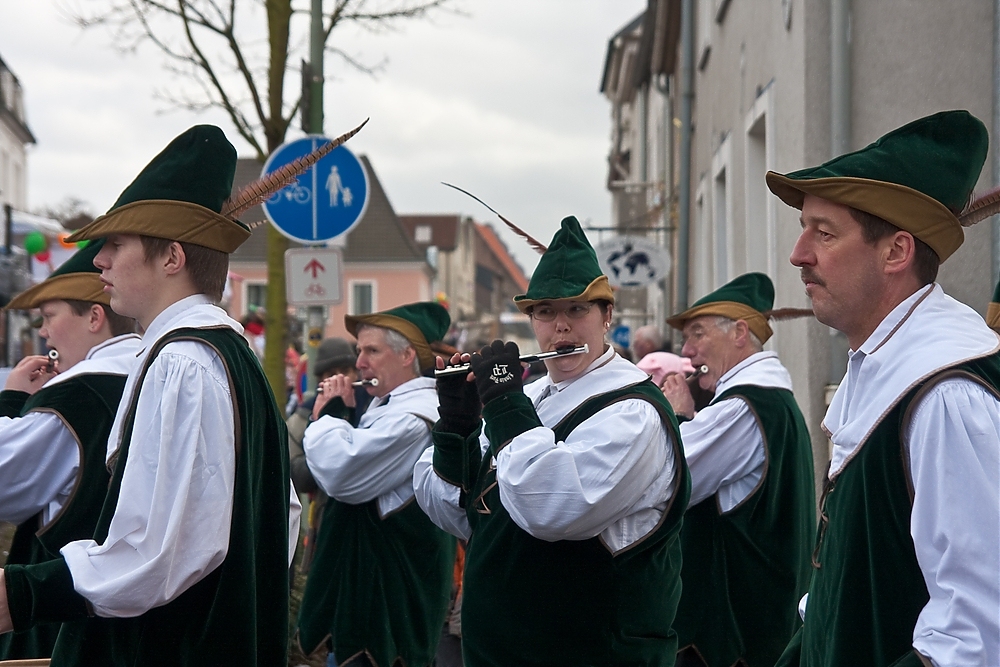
left=35, top=250, right=51, bottom=263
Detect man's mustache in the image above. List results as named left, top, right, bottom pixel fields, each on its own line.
left=800, top=269, right=825, bottom=287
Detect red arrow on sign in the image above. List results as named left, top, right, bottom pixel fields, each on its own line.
left=304, top=258, right=326, bottom=278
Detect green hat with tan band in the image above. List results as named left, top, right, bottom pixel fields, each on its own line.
left=513, top=216, right=614, bottom=312
left=66, top=125, right=250, bottom=252
left=345, top=301, right=451, bottom=371
left=765, top=110, right=988, bottom=262
left=6, top=239, right=109, bottom=310
left=668, top=272, right=776, bottom=343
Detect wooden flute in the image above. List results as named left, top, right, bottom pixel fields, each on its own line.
left=434, top=344, right=590, bottom=377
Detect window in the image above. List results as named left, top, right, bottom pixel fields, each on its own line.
left=694, top=177, right=712, bottom=299
left=744, top=82, right=776, bottom=277
left=414, top=225, right=432, bottom=244
left=712, top=135, right=733, bottom=288
left=350, top=281, right=375, bottom=315
left=246, top=283, right=267, bottom=312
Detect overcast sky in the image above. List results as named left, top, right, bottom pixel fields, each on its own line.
left=0, top=0, right=647, bottom=273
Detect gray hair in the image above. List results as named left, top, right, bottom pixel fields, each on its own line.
left=357, top=323, right=421, bottom=376
left=713, top=316, right=763, bottom=353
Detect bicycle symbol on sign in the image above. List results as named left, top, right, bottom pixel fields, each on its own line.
left=268, top=181, right=311, bottom=205
left=305, top=283, right=327, bottom=297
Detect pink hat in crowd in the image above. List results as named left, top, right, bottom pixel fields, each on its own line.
left=636, top=352, right=696, bottom=386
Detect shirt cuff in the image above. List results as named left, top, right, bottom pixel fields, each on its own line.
left=481, top=392, right=543, bottom=456
left=0, top=390, right=29, bottom=418
left=5, top=558, right=90, bottom=631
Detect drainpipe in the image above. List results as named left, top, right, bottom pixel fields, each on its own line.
left=656, top=74, right=674, bottom=330
left=992, top=0, right=1000, bottom=284
left=676, top=0, right=695, bottom=315
left=829, top=0, right=851, bottom=384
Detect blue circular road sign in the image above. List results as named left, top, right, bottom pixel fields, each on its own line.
left=261, top=135, right=370, bottom=243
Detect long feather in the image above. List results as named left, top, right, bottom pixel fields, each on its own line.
left=441, top=182, right=548, bottom=254
left=221, top=119, right=369, bottom=219
left=958, top=184, right=1000, bottom=227
left=764, top=308, right=814, bottom=320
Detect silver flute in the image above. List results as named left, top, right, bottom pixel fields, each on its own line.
left=434, top=344, right=589, bottom=377
left=686, top=364, right=709, bottom=379
left=45, top=349, right=59, bottom=372
left=352, top=378, right=379, bottom=387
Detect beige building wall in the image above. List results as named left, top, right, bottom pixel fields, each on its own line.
left=686, top=0, right=997, bottom=486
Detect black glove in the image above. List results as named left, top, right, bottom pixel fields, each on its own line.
left=470, top=340, right=524, bottom=406
left=436, top=365, right=482, bottom=437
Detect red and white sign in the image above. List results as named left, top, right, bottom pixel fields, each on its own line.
left=285, top=247, right=343, bottom=306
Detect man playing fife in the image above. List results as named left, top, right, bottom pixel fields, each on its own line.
left=0, top=125, right=295, bottom=666
left=0, top=239, right=140, bottom=661
left=414, top=216, right=690, bottom=667
left=767, top=109, right=1000, bottom=667
left=297, top=302, right=456, bottom=667
left=660, top=272, right=815, bottom=667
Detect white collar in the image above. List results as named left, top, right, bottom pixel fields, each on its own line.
left=714, top=350, right=793, bottom=396
left=142, top=295, right=242, bottom=349
left=45, top=334, right=144, bottom=387
left=825, top=283, right=1000, bottom=476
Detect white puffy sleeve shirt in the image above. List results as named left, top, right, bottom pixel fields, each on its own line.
left=415, top=348, right=677, bottom=553
left=304, top=376, right=439, bottom=517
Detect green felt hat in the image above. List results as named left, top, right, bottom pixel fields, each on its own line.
left=668, top=272, right=775, bottom=343
left=67, top=125, right=250, bottom=253
left=7, top=240, right=110, bottom=310
left=345, top=301, right=451, bottom=370
left=513, top=216, right=615, bottom=312
left=766, top=110, right=988, bottom=261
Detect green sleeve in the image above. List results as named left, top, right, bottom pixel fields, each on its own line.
left=432, top=423, right=483, bottom=492
left=481, top=391, right=543, bottom=457
left=4, top=558, right=90, bottom=631
left=0, top=390, right=29, bottom=418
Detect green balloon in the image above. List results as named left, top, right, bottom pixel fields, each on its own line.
left=24, top=231, right=46, bottom=256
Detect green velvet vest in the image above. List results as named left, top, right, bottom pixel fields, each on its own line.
left=0, top=374, right=125, bottom=661
left=789, top=355, right=1000, bottom=667
left=296, top=493, right=456, bottom=666
left=459, top=380, right=690, bottom=667
left=673, top=385, right=815, bottom=667
left=48, top=327, right=291, bottom=667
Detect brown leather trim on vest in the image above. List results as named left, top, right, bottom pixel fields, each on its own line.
left=900, top=368, right=1000, bottom=505
left=377, top=495, right=416, bottom=521
left=714, top=395, right=769, bottom=517
left=27, top=408, right=85, bottom=537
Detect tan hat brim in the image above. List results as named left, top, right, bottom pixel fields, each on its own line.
left=66, top=200, right=250, bottom=253
left=667, top=301, right=773, bottom=344
left=345, top=313, right=434, bottom=370
left=6, top=273, right=110, bottom=310
left=514, top=275, right=615, bottom=313
left=765, top=173, right=963, bottom=261
left=987, top=302, right=1000, bottom=330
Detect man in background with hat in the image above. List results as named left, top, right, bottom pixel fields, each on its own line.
left=296, top=302, right=455, bottom=667
left=287, top=336, right=371, bottom=574
left=0, top=124, right=295, bottom=666
left=414, top=216, right=689, bottom=667
left=0, top=239, right=140, bottom=661
left=660, top=272, right=814, bottom=667
left=767, top=109, right=1000, bottom=667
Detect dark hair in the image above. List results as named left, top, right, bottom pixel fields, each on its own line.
left=65, top=299, right=137, bottom=337
left=848, top=208, right=940, bottom=286
left=140, top=236, right=229, bottom=302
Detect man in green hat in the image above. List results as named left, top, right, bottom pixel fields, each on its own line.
left=0, top=125, right=295, bottom=666
left=414, top=216, right=690, bottom=667
left=659, top=272, right=814, bottom=667
left=0, top=239, right=140, bottom=661
left=297, top=302, right=456, bottom=667
left=767, top=109, right=1000, bottom=667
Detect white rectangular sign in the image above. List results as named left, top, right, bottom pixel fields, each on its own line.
left=285, top=247, right=343, bottom=306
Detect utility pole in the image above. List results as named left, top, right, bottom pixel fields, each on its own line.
left=303, top=0, right=326, bottom=391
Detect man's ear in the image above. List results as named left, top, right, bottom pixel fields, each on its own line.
left=733, top=319, right=751, bottom=348
left=162, top=241, right=187, bottom=276
left=883, top=231, right=916, bottom=276
left=88, top=303, right=106, bottom=334
left=402, top=345, right=417, bottom=369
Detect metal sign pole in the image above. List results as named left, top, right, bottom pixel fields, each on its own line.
left=303, top=0, right=325, bottom=395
